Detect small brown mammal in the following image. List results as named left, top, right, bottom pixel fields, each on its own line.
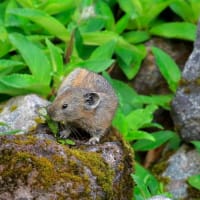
left=47, top=68, right=118, bottom=144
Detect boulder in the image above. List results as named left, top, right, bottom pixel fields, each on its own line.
left=0, top=95, right=134, bottom=199
left=153, top=145, right=200, bottom=199
left=171, top=20, right=200, bottom=141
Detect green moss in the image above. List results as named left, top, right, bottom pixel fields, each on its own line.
left=0, top=106, right=3, bottom=113
left=9, top=105, right=18, bottom=112
left=10, top=135, right=38, bottom=145
left=34, top=116, right=46, bottom=124
left=69, top=148, right=114, bottom=197
left=183, top=87, right=191, bottom=94
left=0, top=147, right=91, bottom=198
left=195, top=78, right=200, bottom=86
left=0, top=151, right=55, bottom=188
left=0, top=129, right=134, bottom=199
left=179, top=78, right=189, bottom=86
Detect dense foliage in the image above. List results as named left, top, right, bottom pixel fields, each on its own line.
left=0, top=0, right=200, bottom=199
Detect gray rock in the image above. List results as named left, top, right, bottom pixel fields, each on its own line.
left=161, top=145, right=200, bottom=199
left=0, top=94, right=49, bottom=134
left=0, top=129, right=133, bottom=200
left=171, top=20, right=200, bottom=141
left=148, top=195, right=173, bottom=200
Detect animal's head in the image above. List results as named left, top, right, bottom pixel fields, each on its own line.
left=47, top=88, right=101, bottom=122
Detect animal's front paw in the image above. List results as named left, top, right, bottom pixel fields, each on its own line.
left=59, top=130, right=71, bottom=139
left=87, top=136, right=100, bottom=145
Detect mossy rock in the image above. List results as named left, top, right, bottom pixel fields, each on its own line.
left=0, top=128, right=133, bottom=200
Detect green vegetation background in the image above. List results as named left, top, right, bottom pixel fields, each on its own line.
left=0, top=0, right=200, bottom=199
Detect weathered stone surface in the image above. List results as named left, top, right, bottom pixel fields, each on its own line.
left=0, top=94, right=49, bottom=134
left=147, top=195, right=172, bottom=200
left=155, top=145, right=200, bottom=199
left=171, top=20, right=200, bottom=141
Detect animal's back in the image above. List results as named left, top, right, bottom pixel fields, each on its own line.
left=57, top=68, right=116, bottom=96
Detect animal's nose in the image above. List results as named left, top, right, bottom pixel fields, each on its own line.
left=46, top=104, right=53, bottom=116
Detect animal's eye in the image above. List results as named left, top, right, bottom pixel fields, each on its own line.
left=62, top=104, right=68, bottom=109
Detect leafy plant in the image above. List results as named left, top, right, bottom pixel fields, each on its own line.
left=152, top=46, right=181, bottom=93
left=170, top=0, right=200, bottom=23
left=191, top=141, right=200, bottom=153
left=188, top=174, right=200, bottom=190
left=132, top=162, right=172, bottom=200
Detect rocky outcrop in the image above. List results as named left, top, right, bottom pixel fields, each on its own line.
left=171, top=20, right=200, bottom=141
left=153, top=145, right=200, bottom=200
left=0, top=95, right=134, bottom=199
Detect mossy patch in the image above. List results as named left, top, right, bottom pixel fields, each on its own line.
left=9, top=105, right=18, bottom=112
left=0, top=134, right=119, bottom=199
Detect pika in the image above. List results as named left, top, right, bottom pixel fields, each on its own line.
left=47, top=68, right=118, bottom=144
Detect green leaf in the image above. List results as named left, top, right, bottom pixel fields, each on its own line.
left=133, top=130, right=176, bottom=151
left=43, top=0, right=76, bottom=15
left=191, top=141, right=200, bottom=153
left=8, top=8, right=70, bottom=42
left=122, top=31, right=150, bottom=44
left=97, top=1, right=115, bottom=31
left=106, top=78, right=140, bottom=112
left=0, top=26, right=11, bottom=57
left=132, top=94, right=173, bottom=110
left=126, top=105, right=158, bottom=130
left=133, top=162, right=161, bottom=198
left=150, top=22, right=197, bottom=41
left=78, top=59, right=114, bottom=73
left=126, top=130, right=155, bottom=142
left=115, top=14, right=129, bottom=34
left=0, top=129, right=21, bottom=135
left=188, top=174, right=200, bottom=190
left=90, top=40, right=116, bottom=59
left=117, top=0, right=142, bottom=18
left=152, top=47, right=181, bottom=93
left=116, top=44, right=146, bottom=79
left=0, top=74, right=51, bottom=95
left=9, top=33, right=52, bottom=85
left=83, top=31, right=118, bottom=46
left=170, top=0, right=199, bottom=23
left=58, top=139, right=76, bottom=145
left=112, top=108, right=129, bottom=136
left=143, top=0, right=175, bottom=27
left=0, top=59, right=25, bottom=76
left=45, top=38, right=64, bottom=76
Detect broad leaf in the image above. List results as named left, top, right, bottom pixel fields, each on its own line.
left=78, top=59, right=114, bottom=73
left=0, top=59, right=24, bottom=76
left=188, top=174, right=200, bottom=190
left=123, top=31, right=150, bottom=44
left=8, top=8, right=70, bottom=41
left=9, top=33, right=51, bottom=85
left=45, top=38, right=64, bottom=76
left=126, top=130, right=155, bottom=142
left=90, top=40, right=116, bottom=59
left=97, top=1, right=115, bottom=31
left=133, top=130, right=176, bottom=151
left=150, top=22, right=197, bottom=41
left=152, top=47, right=181, bottom=93
left=126, top=105, right=158, bottom=130
left=0, top=74, right=51, bottom=95
left=191, top=141, right=200, bottom=153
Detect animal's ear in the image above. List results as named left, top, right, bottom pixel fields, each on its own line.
left=83, top=92, right=100, bottom=109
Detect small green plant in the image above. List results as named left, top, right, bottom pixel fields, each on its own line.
left=170, top=0, right=200, bottom=23
left=188, top=174, right=200, bottom=190
left=132, top=162, right=172, bottom=200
